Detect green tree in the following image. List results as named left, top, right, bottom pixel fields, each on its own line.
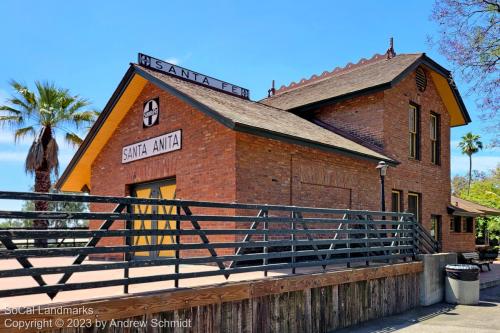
left=0, top=81, right=97, bottom=246
left=458, top=132, right=484, bottom=194
left=462, top=166, right=500, bottom=244
left=431, top=0, right=499, bottom=146
left=0, top=218, right=31, bottom=228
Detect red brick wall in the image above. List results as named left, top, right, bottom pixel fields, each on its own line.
left=382, top=68, right=472, bottom=252
left=310, top=67, right=474, bottom=252
left=89, top=82, right=237, bottom=258
left=234, top=132, right=382, bottom=243
left=315, top=92, right=385, bottom=148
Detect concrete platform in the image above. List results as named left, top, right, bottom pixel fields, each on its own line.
left=0, top=256, right=385, bottom=309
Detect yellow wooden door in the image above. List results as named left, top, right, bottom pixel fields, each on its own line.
left=132, top=180, right=176, bottom=258
left=133, top=187, right=153, bottom=257
left=157, top=183, right=177, bottom=257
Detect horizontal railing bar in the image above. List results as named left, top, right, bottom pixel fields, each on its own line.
left=415, top=224, right=437, bottom=244
left=0, top=190, right=413, bottom=217
left=0, top=237, right=414, bottom=259
left=0, top=245, right=414, bottom=278
left=0, top=228, right=415, bottom=239
left=0, top=253, right=411, bottom=298
left=417, top=237, right=435, bottom=252
left=0, top=211, right=416, bottom=224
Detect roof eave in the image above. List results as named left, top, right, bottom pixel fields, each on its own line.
left=286, top=54, right=471, bottom=126
left=289, top=82, right=392, bottom=114
left=420, top=55, right=471, bottom=125
left=55, top=65, right=137, bottom=190
left=234, top=122, right=398, bottom=166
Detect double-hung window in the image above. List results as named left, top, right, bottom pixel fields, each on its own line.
left=408, top=192, right=420, bottom=223
left=430, top=113, right=440, bottom=165
left=409, top=104, right=420, bottom=159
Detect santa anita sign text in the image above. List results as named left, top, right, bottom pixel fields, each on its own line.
left=122, top=130, right=182, bottom=164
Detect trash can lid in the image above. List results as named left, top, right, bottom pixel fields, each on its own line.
left=445, top=264, right=479, bottom=272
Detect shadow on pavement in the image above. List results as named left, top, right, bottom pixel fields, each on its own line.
left=334, top=285, right=500, bottom=333
left=334, top=303, right=457, bottom=333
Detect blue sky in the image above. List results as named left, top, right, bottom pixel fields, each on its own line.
left=0, top=0, right=498, bottom=210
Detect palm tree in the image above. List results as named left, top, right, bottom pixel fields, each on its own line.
left=0, top=80, right=97, bottom=246
left=458, top=132, right=483, bottom=195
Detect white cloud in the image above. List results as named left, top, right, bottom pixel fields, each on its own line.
left=0, top=131, right=31, bottom=145
left=0, top=151, right=26, bottom=162
left=451, top=155, right=500, bottom=175
left=0, top=144, right=75, bottom=164
left=165, top=58, right=180, bottom=65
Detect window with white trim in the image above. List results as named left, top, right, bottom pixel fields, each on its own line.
left=409, top=104, right=420, bottom=159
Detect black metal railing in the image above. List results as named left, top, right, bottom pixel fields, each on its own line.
left=0, top=227, right=89, bottom=248
left=0, top=190, right=436, bottom=300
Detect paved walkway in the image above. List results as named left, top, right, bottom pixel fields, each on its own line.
left=480, top=260, right=500, bottom=289
left=335, top=285, right=500, bottom=333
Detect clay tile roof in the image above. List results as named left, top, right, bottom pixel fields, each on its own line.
left=450, top=196, right=500, bottom=216
left=134, top=65, right=395, bottom=164
left=261, top=53, right=424, bottom=110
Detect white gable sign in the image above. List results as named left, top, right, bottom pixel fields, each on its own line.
left=138, top=53, right=250, bottom=99
left=122, top=130, right=181, bottom=164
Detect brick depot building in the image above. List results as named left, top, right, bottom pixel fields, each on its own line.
left=57, top=50, right=473, bottom=255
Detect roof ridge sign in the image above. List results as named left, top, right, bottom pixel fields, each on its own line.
left=138, top=53, right=250, bottom=99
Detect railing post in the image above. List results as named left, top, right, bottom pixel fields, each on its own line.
left=263, top=209, right=269, bottom=277
left=175, top=204, right=181, bottom=288
left=291, top=211, right=296, bottom=274
left=411, top=216, right=418, bottom=260
left=346, top=215, right=351, bottom=268
left=365, top=215, right=370, bottom=267
left=400, top=216, right=407, bottom=262
left=124, top=201, right=132, bottom=294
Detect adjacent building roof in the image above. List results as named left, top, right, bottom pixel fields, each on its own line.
left=261, top=53, right=471, bottom=127
left=450, top=196, right=500, bottom=216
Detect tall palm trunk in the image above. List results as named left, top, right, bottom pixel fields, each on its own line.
left=467, top=154, right=472, bottom=195
left=33, top=127, right=52, bottom=248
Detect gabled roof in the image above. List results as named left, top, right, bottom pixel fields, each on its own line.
left=57, top=64, right=395, bottom=191
left=262, top=53, right=471, bottom=127
left=450, top=196, right=500, bottom=216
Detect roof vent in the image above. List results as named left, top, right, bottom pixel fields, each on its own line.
left=416, top=66, right=427, bottom=92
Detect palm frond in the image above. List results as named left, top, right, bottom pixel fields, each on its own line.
left=9, top=80, right=37, bottom=109
left=8, top=97, right=32, bottom=112
left=25, top=140, right=45, bottom=174
left=14, top=126, right=36, bottom=143
left=458, top=132, right=483, bottom=155
left=46, top=138, right=59, bottom=176
left=70, top=110, right=98, bottom=129
left=65, top=132, right=83, bottom=148
left=0, top=105, right=23, bottom=115
left=0, top=115, right=23, bottom=128
left=4, top=80, right=97, bottom=180
left=35, top=81, right=59, bottom=107
left=67, top=99, right=90, bottom=114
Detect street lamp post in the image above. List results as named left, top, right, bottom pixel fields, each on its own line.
left=376, top=161, right=388, bottom=214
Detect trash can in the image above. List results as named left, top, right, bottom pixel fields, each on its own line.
left=445, top=264, right=480, bottom=305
